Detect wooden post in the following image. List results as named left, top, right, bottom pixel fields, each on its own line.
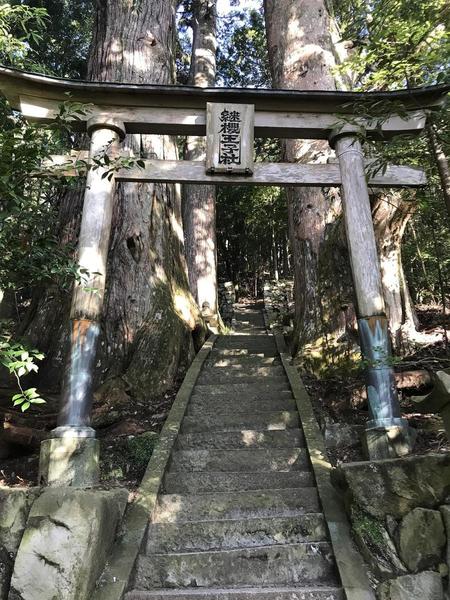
left=52, top=117, right=125, bottom=438
left=330, top=129, right=411, bottom=459
left=39, top=117, right=125, bottom=486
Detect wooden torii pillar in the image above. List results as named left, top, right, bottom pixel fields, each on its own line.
left=330, top=127, right=409, bottom=458
left=0, top=68, right=447, bottom=483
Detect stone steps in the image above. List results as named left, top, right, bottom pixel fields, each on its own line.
left=197, top=368, right=286, bottom=383
left=145, top=514, right=328, bottom=553
left=169, top=448, right=309, bottom=472
left=125, top=587, right=344, bottom=600
left=163, top=471, right=314, bottom=494
left=187, top=398, right=297, bottom=415
left=190, top=391, right=293, bottom=405
left=181, top=412, right=300, bottom=433
left=207, top=356, right=281, bottom=367
left=175, top=429, right=305, bottom=450
left=133, top=542, right=337, bottom=589
left=153, top=488, right=320, bottom=523
left=127, top=310, right=342, bottom=600
left=193, top=381, right=290, bottom=395
left=209, top=349, right=278, bottom=357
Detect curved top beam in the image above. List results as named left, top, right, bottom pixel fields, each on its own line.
left=0, top=67, right=447, bottom=139
left=0, top=66, right=448, bottom=112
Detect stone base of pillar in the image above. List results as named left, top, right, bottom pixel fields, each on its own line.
left=38, top=437, right=100, bottom=488
left=363, top=425, right=415, bottom=460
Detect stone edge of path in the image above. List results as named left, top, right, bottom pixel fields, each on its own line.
left=273, top=332, right=376, bottom=600
left=91, top=334, right=218, bottom=600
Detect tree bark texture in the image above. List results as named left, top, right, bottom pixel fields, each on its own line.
left=183, top=0, right=219, bottom=316
left=264, top=0, right=340, bottom=352
left=372, top=192, right=419, bottom=350
left=20, top=0, right=203, bottom=400
left=428, top=123, right=450, bottom=218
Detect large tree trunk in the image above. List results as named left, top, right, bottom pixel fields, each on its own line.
left=372, top=192, right=419, bottom=350
left=428, top=123, right=450, bottom=217
left=264, top=0, right=339, bottom=353
left=19, top=0, right=203, bottom=400
left=183, top=0, right=219, bottom=318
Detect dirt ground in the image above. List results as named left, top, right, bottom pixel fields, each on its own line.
left=0, top=382, right=180, bottom=489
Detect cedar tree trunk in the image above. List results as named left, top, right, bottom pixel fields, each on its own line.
left=19, top=0, right=203, bottom=400
left=183, top=0, right=219, bottom=317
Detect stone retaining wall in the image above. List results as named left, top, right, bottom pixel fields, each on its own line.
left=332, top=453, right=450, bottom=599
left=263, top=279, right=294, bottom=332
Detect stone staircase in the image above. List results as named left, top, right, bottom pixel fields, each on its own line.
left=125, top=305, right=344, bottom=600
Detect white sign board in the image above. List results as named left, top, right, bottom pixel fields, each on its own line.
left=206, top=102, right=254, bottom=175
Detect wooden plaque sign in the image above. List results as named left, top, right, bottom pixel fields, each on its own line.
left=206, top=102, right=254, bottom=175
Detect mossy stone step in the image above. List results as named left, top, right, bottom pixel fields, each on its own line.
left=133, top=542, right=337, bottom=589
left=187, top=398, right=296, bottom=416
left=206, top=358, right=282, bottom=368
left=197, top=368, right=286, bottom=384
left=125, top=587, right=344, bottom=600
left=207, top=356, right=281, bottom=367
left=175, top=429, right=305, bottom=450
left=210, top=349, right=278, bottom=357
left=163, top=471, right=314, bottom=494
left=191, top=391, right=293, bottom=405
left=145, top=514, right=328, bottom=553
left=193, top=381, right=290, bottom=394
left=169, top=448, right=308, bottom=473
left=153, top=488, right=319, bottom=523
left=180, top=411, right=300, bottom=434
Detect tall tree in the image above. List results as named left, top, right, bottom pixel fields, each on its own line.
left=264, top=0, right=340, bottom=352
left=20, top=0, right=203, bottom=400
left=183, top=0, right=219, bottom=319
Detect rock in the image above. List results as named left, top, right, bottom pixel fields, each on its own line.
left=351, top=508, right=407, bottom=580
left=377, top=571, right=444, bottom=600
left=9, top=487, right=128, bottom=600
left=397, top=508, right=446, bottom=572
left=331, top=453, right=450, bottom=519
left=439, top=505, right=450, bottom=592
left=324, top=422, right=362, bottom=449
left=0, top=487, right=41, bottom=598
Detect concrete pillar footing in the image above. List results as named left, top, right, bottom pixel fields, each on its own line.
left=38, top=436, right=100, bottom=488
left=364, top=424, right=415, bottom=460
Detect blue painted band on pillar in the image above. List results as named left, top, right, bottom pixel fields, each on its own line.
left=56, top=319, right=101, bottom=432
left=358, top=315, right=407, bottom=430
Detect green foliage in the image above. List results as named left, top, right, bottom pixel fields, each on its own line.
left=12, top=0, right=93, bottom=78
left=0, top=3, right=48, bottom=68
left=336, top=0, right=450, bottom=89
left=217, top=7, right=270, bottom=87
left=217, top=184, right=288, bottom=286
left=352, top=506, right=385, bottom=546
left=0, top=330, right=45, bottom=411
left=127, top=432, right=159, bottom=468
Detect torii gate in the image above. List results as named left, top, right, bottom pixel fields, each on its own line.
left=0, top=67, right=447, bottom=485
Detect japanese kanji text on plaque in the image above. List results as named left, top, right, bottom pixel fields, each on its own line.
left=206, top=102, right=254, bottom=175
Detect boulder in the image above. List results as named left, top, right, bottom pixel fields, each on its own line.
left=8, top=487, right=128, bottom=600
left=331, top=453, right=450, bottom=519
left=0, top=487, right=41, bottom=598
left=377, top=571, right=444, bottom=600
left=397, top=508, right=446, bottom=572
left=439, top=505, right=450, bottom=592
